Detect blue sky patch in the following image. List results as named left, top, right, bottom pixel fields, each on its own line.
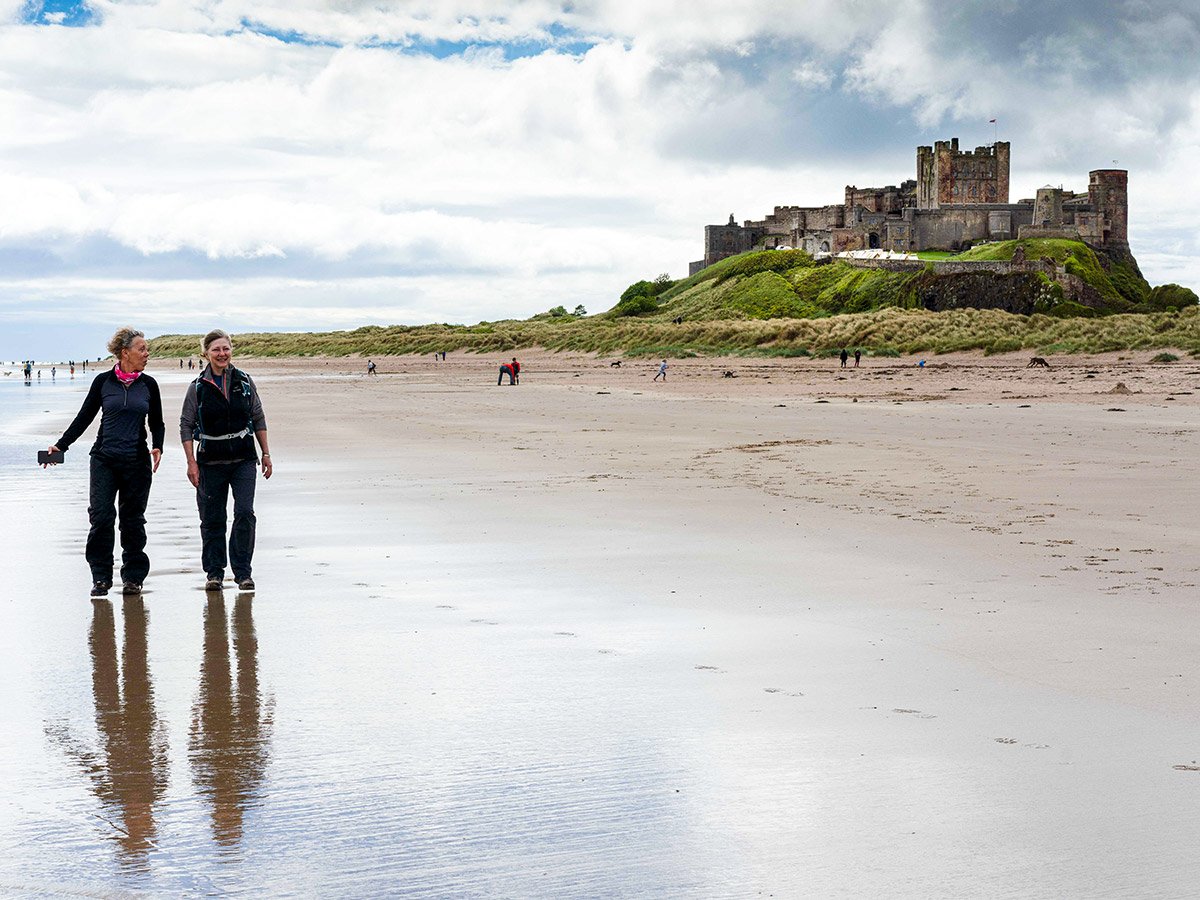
left=234, top=16, right=596, bottom=59
left=22, top=0, right=95, bottom=27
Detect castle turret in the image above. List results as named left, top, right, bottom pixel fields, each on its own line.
left=1088, top=169, right=1128, bottom=248
left=917, top=138, right=1010, bottom=208
left=1033, top=186, right=1064, bottom=227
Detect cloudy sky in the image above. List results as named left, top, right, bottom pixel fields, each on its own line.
left=3, top=0, right=1199, bottom=359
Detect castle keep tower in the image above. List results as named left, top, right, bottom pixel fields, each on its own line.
left=1088, top=169, right=1128, bottom=248
left=917, top=138, right=1010, bottom=209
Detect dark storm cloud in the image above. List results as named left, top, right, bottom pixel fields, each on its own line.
left=645, top=1, right=1200, bottom=174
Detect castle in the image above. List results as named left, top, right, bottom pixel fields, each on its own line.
left=690, top=139, right=1129, bottom=275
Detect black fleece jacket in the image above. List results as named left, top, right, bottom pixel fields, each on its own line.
left=56, top=369, right=165, bottom=459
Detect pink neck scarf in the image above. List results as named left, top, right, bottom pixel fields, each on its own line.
left=114, top=364, right=141, bottom=385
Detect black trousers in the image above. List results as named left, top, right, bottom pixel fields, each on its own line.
left=87, top=452, right=152, bottom=584
left=197, top=460, right=257, bottom=581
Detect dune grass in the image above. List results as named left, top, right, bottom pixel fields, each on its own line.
left=150, top=305, right=1200, bottom=359
left=148, top=241, right=1198, bottom=359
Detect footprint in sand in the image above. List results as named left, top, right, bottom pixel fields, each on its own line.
left=469, top=618, right=500, bottom=625
left=554, top=631, right=576, bottom=637
left=435, top=604, right=456, bottom=609
left=695, top=664, right=724, bottom=673
left=893, top=708, right=937, bottom=719
left=763, top=687, right=804, bottom=697
left=1173, top=764, right=1200, bottom=772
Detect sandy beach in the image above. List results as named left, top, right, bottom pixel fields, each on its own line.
left=2, top=349, right=1198, bottom=896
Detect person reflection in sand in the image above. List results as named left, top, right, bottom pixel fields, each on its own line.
left=47, top=598, right=169, bottom=867
left=190, top=592, right=273, bottom=849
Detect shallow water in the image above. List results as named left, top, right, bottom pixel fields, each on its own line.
left=3, top=371, right=1199, bottom=897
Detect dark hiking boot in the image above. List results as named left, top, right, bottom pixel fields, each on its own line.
left=90, top=581, right=111, bottom=598
left=205, top=574, right=224, bottom=591
left=122, top=581, right=143, bottom=595
left=236, top=577, right=255, bottom=591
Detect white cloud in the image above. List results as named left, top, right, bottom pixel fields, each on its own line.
left=791, top=62, right=833, bottom=90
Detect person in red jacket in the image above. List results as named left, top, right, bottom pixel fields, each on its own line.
left=511, top=357, right=520, bottom=384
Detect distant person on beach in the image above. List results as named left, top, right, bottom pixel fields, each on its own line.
left=44, top=327, right=164, bottom=597
left=854, top=349, right=861, bottom=367
left=840, top=348, right=848, bottom=368
left=498, top=362, right=515, bottom=385
left=654, top=359, right=668, bottom=382
left=511, top=357, right=520, bottom=384
left=180, top=329, right=272, bottom=593
left=367, top=360, right=377, bottom=375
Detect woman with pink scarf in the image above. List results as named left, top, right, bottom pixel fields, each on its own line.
left=45, top=327, right=165, bottom=598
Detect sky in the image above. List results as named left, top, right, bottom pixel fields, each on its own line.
left=3, top=0, right=1200, bottom=359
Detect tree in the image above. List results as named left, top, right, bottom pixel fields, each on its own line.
left=573, top=304, right=587, bottom=317
left=547, top=305, right=568, bottom=317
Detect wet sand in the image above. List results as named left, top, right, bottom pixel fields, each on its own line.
left=2, top=350, right=1198, bottom=896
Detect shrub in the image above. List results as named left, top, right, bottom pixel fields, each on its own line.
left=614, top=294, right=660, bottom=317
left=620, top=274, right=677, bottom=303
left=548, top=305, right=568, bottom=317
left=1047, top=301, right=1097, bottom=318
left=1150, top=351, right=1179, bottom=363
left=620, top=280, right=655, bottom=302
left=1148, top=284, right=1199, bottom=311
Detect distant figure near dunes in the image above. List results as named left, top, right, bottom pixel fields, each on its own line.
left=1026, top=357, right=1051, bottom=368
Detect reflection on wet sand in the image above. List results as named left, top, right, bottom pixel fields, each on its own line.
left=190, top=593, right=273, bottom=850
left=47, top=598, right=169, bottom=868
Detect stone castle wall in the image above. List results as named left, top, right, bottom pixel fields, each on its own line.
left=690, top=139, right=1129, bottom=273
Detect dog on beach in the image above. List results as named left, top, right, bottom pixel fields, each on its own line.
left=1026, top=357, right=1051, bottom=368
left=609, top=360, right=622, bottom=367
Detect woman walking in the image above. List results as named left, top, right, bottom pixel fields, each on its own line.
left=180, top=330, right=271, bottom=592
left=45, top=328, right=164, bottom=597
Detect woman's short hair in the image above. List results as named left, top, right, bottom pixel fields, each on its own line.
left=201, top=329, right=232, bottom=356
left=107, top=327, right=144, bottom=357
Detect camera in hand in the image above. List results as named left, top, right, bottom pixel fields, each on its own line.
left=38, top=450, right=65, bottom=465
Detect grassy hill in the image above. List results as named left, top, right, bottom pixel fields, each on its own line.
left=626, top=240, right=1181, bottom=323
left=149, top=241, right=1200, bottom=358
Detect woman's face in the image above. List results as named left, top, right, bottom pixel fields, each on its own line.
left=206, top=338, right=233, bottom=369
left=120, top=337, right=150, bottom=373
